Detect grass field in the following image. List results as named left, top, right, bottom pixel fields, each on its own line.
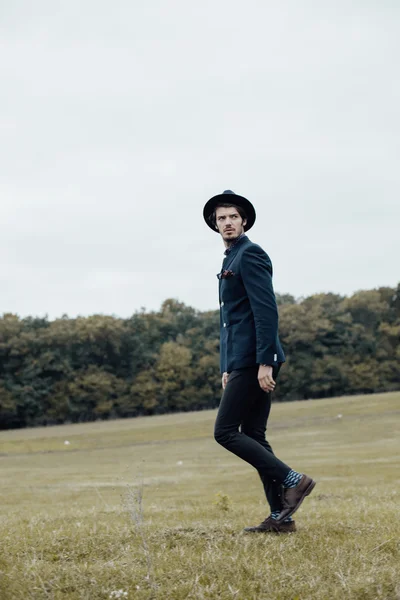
left=0, top=391, right=399, bottom=600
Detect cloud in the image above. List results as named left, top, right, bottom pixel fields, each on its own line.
left=0, top=0, right=399, bottom=318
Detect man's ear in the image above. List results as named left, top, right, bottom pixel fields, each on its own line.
left=243, top=218, right=247, bottom=229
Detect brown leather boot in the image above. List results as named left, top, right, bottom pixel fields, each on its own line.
left=244, top=516, right=296, bottom=533
left=277, top=474, right=316, bottom=522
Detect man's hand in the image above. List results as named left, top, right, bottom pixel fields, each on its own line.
left=258, top=365, right=276, bottom=393
left=222, top=372, right=229, bottom=389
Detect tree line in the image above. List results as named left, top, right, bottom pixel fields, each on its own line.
left=0, top=285, right=399, bottom=430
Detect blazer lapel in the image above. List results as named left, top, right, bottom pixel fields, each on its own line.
left=218, top=237, right=250, bottom=301
left=223, top=236, right=250, bottom=271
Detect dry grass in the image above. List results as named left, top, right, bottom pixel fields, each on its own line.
left=0, top=391, right=399, bottom=599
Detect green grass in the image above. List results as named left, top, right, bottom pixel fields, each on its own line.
left=0, top=391, right=399, bottom=599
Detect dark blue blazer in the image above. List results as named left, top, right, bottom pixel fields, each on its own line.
left=218, top=236, right=285, bottom=373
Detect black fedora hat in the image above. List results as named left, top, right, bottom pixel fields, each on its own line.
left=203, top=190, right=256, bottom=232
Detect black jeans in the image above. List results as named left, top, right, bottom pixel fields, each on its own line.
left=214, top=365, right=291, bottom=513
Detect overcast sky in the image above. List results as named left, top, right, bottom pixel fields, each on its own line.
left=1, top=1, right=399, bottom=319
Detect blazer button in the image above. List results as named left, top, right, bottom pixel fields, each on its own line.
left=223, top=323, right=227, bottom=327
left=221, top=302, right=224, bottom=307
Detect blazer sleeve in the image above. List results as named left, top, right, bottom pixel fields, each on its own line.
left=241, top=245, right=279, bottom=366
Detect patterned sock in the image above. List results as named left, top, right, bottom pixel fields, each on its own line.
left=270, top=510, right=292, bottom=523
left=283, top=469, right=302, bottom=488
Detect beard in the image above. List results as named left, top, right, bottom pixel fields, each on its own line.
left=223, top=230, right=242, bottom=245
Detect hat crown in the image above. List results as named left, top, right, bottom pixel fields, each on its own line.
left=222, top=190, right=235, bottom=195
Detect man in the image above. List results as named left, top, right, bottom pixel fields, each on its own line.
left=203, top=189, right=316, bottom=533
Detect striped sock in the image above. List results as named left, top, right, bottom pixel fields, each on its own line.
left=283, top=469, right=302, bottom=488
left=270, top=510, right=292, bottom=523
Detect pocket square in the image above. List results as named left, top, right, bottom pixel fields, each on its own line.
left=217, top=269, right=235, bottom=280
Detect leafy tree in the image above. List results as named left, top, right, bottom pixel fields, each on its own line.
left=0, top=284, right=399, bottom=428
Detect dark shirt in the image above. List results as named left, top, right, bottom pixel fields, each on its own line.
left=224, top=233, right=246, bottom=256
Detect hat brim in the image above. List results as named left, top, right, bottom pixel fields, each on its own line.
left=203, top=193, right=256, bottom=232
